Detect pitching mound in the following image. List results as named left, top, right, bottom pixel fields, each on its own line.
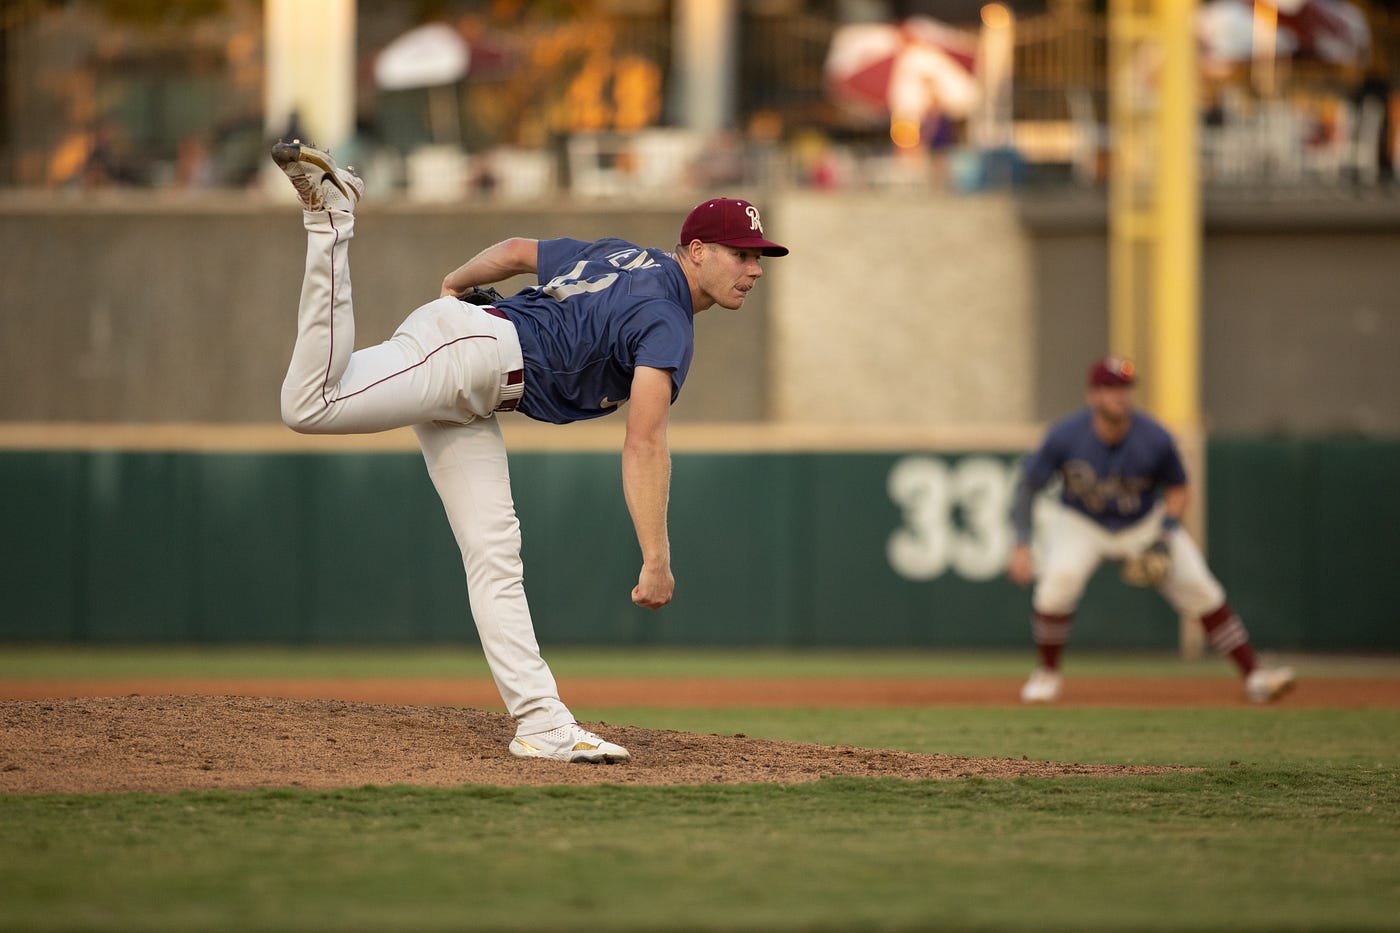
left=0, top=695, right=1187, bottom=794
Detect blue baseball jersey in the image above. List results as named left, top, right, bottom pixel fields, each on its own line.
left=1021, top=409, right=1188, bottom=530
left=493, top=237, right=694, bottom=425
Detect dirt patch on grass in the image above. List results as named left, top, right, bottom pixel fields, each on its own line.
left=0, top=694, right=1191, bottom=794
left=4, top=674, right=1393, bottom=794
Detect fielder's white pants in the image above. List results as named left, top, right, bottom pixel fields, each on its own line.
left=281, top=208, right=571, bottom=734
left=1031, top=503, right=1226, bottom=618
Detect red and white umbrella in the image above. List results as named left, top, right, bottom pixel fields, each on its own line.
left=1197, top=0, right=1370, bottom=67
left=824, top=16, right=980, bottom=123
left=373, top=23, right=478, bottom=147
left=374, top=22, right=471, bottom=91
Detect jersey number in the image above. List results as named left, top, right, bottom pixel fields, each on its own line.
left=886, top=455, right=1018, bottom=582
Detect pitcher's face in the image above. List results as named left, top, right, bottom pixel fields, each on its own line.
left=699, top=243, right=764, bottom=310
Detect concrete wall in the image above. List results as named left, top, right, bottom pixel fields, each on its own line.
left=773, top=191, right=1035, bottom=425
left=0, top=194, right=768, bottom=424
left=1018, top=193, right=1400, bottom=433
left=4, top=189, right=1399, bottom=434
left=0, top=189, right=1044, bottom=429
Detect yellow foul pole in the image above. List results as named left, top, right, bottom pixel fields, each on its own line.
left=1152, top=0, right=1200, bottom=430
left=1109, top=0, right=1205, bottom=657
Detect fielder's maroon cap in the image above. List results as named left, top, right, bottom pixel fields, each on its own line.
left=679, top=197, right=789, bottom=257
left=1088, top=357, right=1136, bottom=387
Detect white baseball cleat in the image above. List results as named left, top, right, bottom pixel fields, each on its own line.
left=1245, top=666, right=1296, bottom=703
left=1020, top=667, right=1063, bottom=704
left=510, top=723, right=631, bottom=763
left=270, top=139, right=363, bottom=213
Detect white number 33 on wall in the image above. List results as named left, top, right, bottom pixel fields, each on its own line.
left=886, top=456, right=1018, bottom=582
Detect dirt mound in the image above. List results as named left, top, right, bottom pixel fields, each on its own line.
left=0, top=695, right=1186, bottom=794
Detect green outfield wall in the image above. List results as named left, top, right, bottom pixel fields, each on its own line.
left=2, top=438, right=1396, bottom=651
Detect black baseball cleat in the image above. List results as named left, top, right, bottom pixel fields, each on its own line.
left=271, top=139, right=363, bottom=213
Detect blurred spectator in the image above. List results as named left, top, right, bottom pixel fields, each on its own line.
left=1348, top=68, right=1393, bottom=182
left=922, top=107, right=960, bottom=191
left=207, top=115, right=268, bottom=188
left=687, top=129, right=748, bottom=189
left=791, top=129, right=843, bottom=189
left=471, top=149, right=500, bottom=197
left=48, top=119, right=142, bottom=188
left=176, top=133, right=218, bottom=189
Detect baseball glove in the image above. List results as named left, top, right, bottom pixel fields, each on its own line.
left=1121, top=539, right=1172, bottom=588
left=457, top=285, right=505, bottom=306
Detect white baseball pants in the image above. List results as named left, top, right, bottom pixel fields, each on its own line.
left=1031, top=503, right=1226, bottom=617
left=282, top=208, right=572, bottom=734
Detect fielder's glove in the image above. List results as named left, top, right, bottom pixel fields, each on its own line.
left=1121, top=538, right=1172, bottom=588
left=457, top=285, right=505, bottom=306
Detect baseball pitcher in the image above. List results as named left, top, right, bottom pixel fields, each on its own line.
left=272, top=140, right=787, bottom=761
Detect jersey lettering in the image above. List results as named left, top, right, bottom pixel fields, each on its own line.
left=1062, top=460, right=1152, bottom=515
left=603, top=248, right=662, bottom=270
left=541, top=261, right=620, bottom=301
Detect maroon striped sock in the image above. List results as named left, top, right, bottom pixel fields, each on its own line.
left=1201, top=603, right=1256, bottom=675
left=1032, top=612, right=1073, bottom=670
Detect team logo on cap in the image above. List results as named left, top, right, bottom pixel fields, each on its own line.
left=745, top=204, right=763, bottom=232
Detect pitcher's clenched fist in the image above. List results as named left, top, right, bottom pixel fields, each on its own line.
left=632, top=562, right=675, bottom=609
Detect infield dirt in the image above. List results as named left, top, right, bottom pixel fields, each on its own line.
left=1, top=693, right=1199, bottom=794
left=4, top=675, right=1397, bottom=794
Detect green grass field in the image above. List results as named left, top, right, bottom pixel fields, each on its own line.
left=5, top=644, right=1397, bottom=681
left=2, top=648, right=1398, bottom=932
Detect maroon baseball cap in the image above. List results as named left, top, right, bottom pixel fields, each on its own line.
left=1088, top=357, right=1136, bottom=387
left=679, top=198, right=789, bottom=257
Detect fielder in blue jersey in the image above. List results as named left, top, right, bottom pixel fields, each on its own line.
left=1007, top=357, right=1295, bottom=704
left=273, top=140, right=787, bottom=762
